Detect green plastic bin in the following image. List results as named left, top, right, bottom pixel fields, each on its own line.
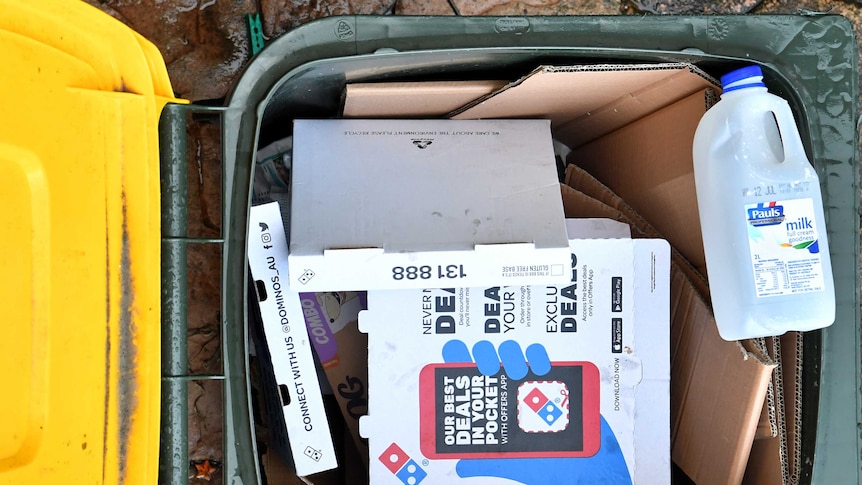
left=158, top=15, right=860, bottom=484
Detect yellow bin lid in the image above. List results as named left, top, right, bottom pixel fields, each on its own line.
left=0, top=1, right=182, bottom=483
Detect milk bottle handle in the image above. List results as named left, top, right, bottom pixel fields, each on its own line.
left=766, top=97, right=809, bottom=166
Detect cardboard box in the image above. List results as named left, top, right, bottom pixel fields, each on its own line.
left=744, top=332, right=803, bottom=485
left=359, top=229, right=671, bottom=484
left=289, top=118, right=571, bottom=292
left=249, top=202, right=338, bottom=477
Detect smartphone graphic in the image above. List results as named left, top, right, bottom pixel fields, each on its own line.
left=418, top=361, right=600, bottom=460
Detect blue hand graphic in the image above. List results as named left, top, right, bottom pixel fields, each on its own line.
left=442, top=339, right=632, bottom=485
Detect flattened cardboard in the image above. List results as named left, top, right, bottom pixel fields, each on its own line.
left=570, top=89, right=715, bottom=275
left=559, top=177, right=775, bottom=485
left=359, top=233, right=671, bottom=484
left=451, top=63, right=717, bottom=148
left=342, top=81, right=507, bottom=118
left=289, top=119, right=570, bottom=292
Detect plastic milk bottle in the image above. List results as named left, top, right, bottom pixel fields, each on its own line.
left=693, top=65, right=835, bottom=341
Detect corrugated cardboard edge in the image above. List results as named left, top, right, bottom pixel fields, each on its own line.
left=753, top=337, right=779, bottom=440
left=788, top=332, right=803, bottom=485
left=756, top=373, right=779, bottom=440
left=451, top=62, right=718, bottom=117
left=772, top=337, right=790, bottom=485
left=744, top=337, right=790, bottom=485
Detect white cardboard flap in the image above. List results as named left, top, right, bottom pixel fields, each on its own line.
left=248, top=202, right=338, bottom=477
left=288, top=119, right=570, bottom=292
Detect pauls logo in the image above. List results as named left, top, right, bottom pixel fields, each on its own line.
left=517, top=381, right=569, bottom=433
left=747, top=202, right=785, bottom=227
left=412, top=138, right=433, bottom=149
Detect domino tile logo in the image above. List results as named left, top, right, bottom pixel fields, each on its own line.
left=379, top=442, right=427, bottom=485
left=303, top=446, right=322, bottom=462
left=298, top=269, right=315, bottom=285
left=517, top=380, right=570, bottom=433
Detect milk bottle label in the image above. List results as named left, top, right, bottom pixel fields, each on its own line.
left=745, top=198, right=825, bottom=298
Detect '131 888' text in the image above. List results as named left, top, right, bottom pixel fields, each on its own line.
left=392, top=265, right=467, bottom=281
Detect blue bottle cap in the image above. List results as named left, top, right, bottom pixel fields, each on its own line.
left=721, top=65, right=766, bottom=93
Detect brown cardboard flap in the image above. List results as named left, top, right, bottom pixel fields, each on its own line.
left=668, top=273, right=775, bottom=485
left=767, top=338, right=785, bottom=451
left=564, top=164, right=710, bottom=299
left=571, top=90, right=713, bottom=275
left=342, top=81, right=507, bottom=118
left=452, top=63, right=717, bottom=147
left=559, top=181, right=774, bottom=485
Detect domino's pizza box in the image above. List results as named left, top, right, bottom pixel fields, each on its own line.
left=358, top=230, right=671, bottom=484
left=288, top=119, right=571, bottom=292
left=248, top=202, right=338, bottom=477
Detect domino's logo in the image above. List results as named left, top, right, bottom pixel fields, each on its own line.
left=298, top=269, right=315, bottom=285
left=747, top=202, right=785, bottom=227
left=380, top=443, right=427, bottom=485
left=517, top=381, right=570, bottom=433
